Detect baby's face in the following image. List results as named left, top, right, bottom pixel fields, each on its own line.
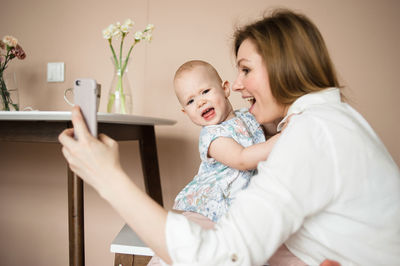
left=175, top=67, right=234, bottom=126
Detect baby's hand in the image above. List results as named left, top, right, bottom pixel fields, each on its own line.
left=262, top=117, right=282, bottom=137
left=280, top=114, right=296, bottom=132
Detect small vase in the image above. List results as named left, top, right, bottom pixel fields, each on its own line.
left=107, top=58, right=132, bottom=114
left=0, top=72, right=20, bottom=111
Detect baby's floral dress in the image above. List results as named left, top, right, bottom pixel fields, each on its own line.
left=173, top=108, right=265, bottom=222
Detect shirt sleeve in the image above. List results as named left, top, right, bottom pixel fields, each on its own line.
left=199, top=125, right=234, bottom=164
left=165, top=113, right=338, bottom=265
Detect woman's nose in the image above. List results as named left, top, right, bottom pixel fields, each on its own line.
left=232, top=77, right=243, bottom=92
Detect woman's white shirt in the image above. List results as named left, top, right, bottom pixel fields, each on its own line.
left=165, top=88, right=400, bottom=266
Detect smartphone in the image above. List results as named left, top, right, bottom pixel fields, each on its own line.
left=73, top=78, right=100, bottom=138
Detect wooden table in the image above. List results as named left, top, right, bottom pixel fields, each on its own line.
left=0, top=111, right=175, bottom=266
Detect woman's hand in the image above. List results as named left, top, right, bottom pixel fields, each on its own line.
left=58, top=106, right=123, bottom=196
left=59, top=107, right=171, bottom=263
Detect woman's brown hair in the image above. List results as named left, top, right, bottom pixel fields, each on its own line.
left=234, top=9, right=341, bottom=105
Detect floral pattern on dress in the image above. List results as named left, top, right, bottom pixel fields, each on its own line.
left=173, top=108, right=265, bottom=222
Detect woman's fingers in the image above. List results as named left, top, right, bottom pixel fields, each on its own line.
left=99, top=133, right=112, bottom=144
left=71, top=106, right=91, bottom=141
left=99, top=133, right=115, bottom=147
left=58, top=128, right=76, bottom=148
left=61, top=146, right=72, bottom=164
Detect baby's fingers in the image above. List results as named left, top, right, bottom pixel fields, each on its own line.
left=281, top=114, right=296, bottom=131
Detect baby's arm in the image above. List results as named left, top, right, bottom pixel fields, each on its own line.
left=208, top=133, right=280, bottom=171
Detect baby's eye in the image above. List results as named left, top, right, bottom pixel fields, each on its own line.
left=186, top=99, right=194, bottom=105
left=202, top=89, right=210, bottom=94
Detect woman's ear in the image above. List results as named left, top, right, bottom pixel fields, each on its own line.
left=222, top=81, right=231, bottom=98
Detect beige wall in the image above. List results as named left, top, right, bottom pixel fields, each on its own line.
left=1, top=0, right=399, bottom=265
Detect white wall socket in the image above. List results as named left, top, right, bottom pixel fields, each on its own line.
left=47, top=62, right=64, bottom=82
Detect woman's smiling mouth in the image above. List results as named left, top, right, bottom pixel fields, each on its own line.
left=244, top=96, right=256, bottom=113
left=247, top=96, right=256, bottom=105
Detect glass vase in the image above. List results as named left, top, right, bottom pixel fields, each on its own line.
left=107, top=58, right=132, bottom=114
left=0, top=72, right=20, bottom=111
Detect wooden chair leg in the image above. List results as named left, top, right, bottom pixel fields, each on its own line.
left=114, top=254, right=152, bottom=266
left=133, top=255, right=152, bottom=266
left=114, top=253, right=133, bottom=266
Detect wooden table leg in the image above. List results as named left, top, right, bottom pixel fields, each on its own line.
left=139, top=126, right=164, bottom=206
left=68, top=167, right=85, bottom=266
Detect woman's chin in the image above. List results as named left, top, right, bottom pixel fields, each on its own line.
left=249, top=104, right=257, bottom=115
left=249, top=103, right=255, bottom=114
left=249, top=108, right=262, bottom=123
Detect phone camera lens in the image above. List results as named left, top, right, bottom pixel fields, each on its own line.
left=75, top=80, right=81, bottom=86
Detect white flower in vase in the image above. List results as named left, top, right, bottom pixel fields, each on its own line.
left=102, top=19, right=154, bottom=114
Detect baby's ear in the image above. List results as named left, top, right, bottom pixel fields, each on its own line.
left=222, top=81, right=230, bottom=97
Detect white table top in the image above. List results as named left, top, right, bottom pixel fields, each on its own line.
left=110, top=224, right=154, bottom=256
left=0, top=111, right=176, bottom=126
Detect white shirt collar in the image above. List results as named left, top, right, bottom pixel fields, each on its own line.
left=277, top=87, right=341, bottom=132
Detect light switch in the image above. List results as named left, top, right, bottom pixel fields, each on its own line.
left=47, top=62, right=65, bottom=82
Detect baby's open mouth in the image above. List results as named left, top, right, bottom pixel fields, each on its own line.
left=202, top=107, right=215, bottom=119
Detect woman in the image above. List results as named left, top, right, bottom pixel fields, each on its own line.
left=59, top=9, right=400, bottom=265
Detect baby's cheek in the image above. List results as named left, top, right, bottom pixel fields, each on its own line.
left=215, top=97, right=228, bottom=107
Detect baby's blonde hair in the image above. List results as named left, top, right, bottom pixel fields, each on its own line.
left=174, top=60, right=222, bottom=84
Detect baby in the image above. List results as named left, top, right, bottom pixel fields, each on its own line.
left=172, top=60, right=280, bottom=222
